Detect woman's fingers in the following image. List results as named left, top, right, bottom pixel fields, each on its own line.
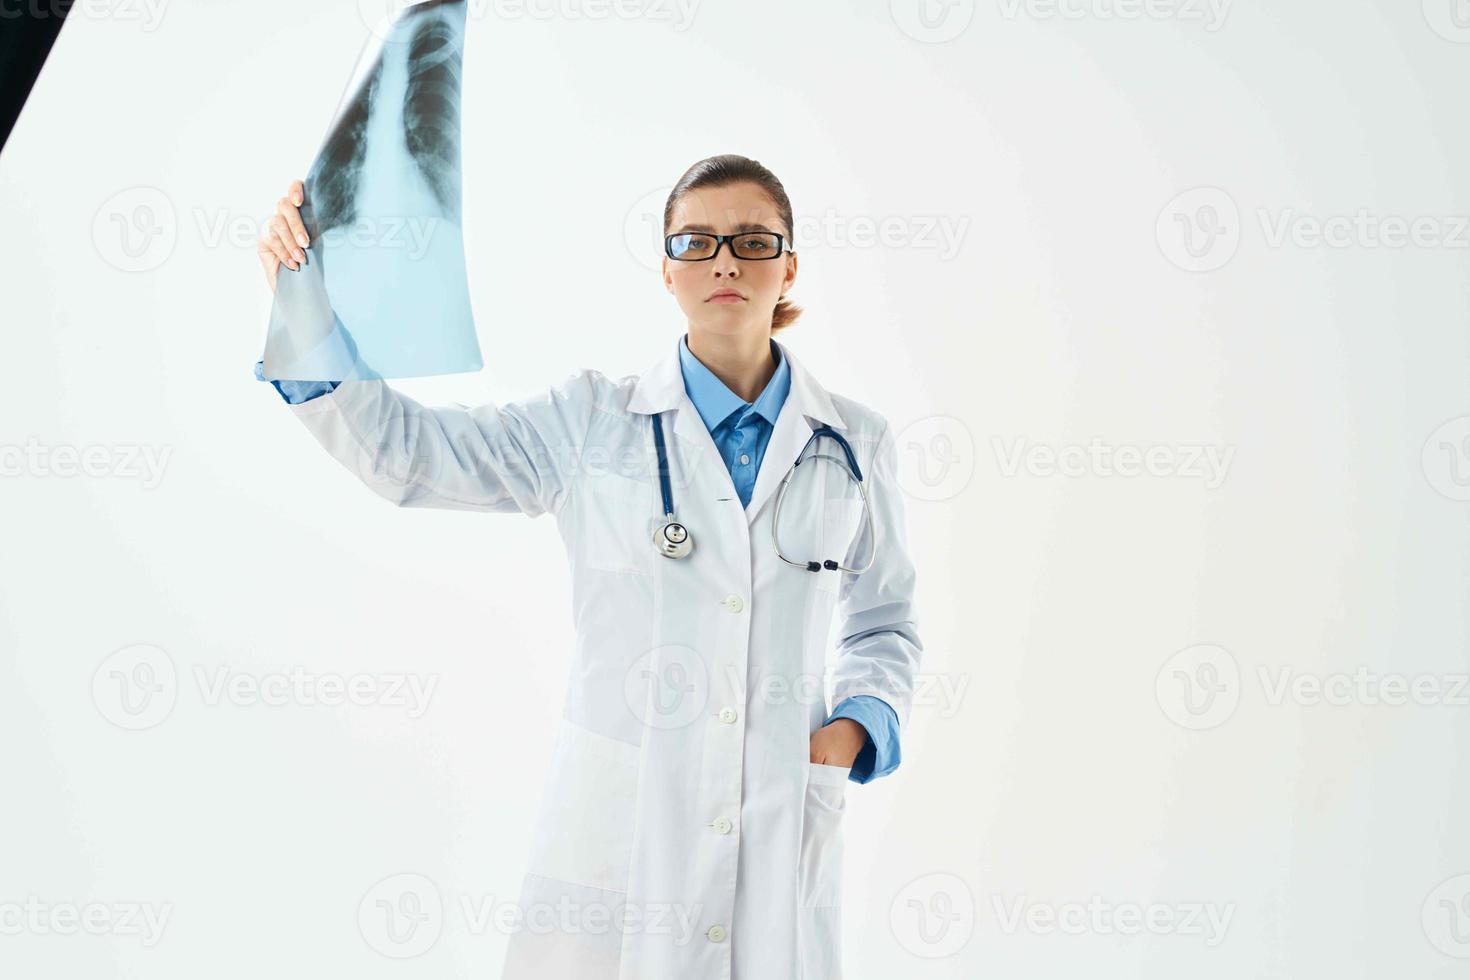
left=257, top=180, right=308, bottom=292
left=267, top=215, right=300, bottom=270
left=278, top=193, right=310, bottom=251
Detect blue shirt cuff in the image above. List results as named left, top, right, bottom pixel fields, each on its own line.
left=253, top=358, right=339, bottom=404
left=825, top=695, right=901, bottom=784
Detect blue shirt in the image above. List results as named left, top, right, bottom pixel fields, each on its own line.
left=253, top=335, right=903, bottom=783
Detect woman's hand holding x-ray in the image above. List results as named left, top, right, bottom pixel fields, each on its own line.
left=256, top=179, right=310, bottom=294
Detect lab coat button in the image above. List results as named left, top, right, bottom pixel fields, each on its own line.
left=712, top=816, right=733, bottom=834
left=707, top=924, right=727, bottom=943
left=722, top=594, right=744, bottom=613
left=718, top=706, right=738, bottom=724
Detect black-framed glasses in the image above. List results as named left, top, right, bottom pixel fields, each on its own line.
left=664, top=232, right=793, bottom=261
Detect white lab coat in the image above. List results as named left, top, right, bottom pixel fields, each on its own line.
left=281, top=337, right=922, bottom=979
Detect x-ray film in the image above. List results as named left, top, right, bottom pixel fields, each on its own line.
left=262, top=0, right=482, bottom=381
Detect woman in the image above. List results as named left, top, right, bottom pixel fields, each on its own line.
left=254, top=154, right=923, bottom=980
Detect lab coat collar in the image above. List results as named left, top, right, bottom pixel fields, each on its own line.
left=677, top=333, right=791, bottom=432
left=627, top=334, right=846, bottom=523
left=628, top=334, right=844, bottom=431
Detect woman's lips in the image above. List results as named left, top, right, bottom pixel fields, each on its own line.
left=708, top=294, right=745, bottom=303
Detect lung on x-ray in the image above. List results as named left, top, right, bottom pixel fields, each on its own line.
left=262, top=0, right=482, bottom=381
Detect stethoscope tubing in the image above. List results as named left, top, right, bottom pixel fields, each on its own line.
left=649, top=412, right=875, bottom=574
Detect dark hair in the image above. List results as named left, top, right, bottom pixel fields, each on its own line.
left=663, top=154, right=803, bottom=334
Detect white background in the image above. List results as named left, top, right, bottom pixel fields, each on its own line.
left=2, top=0, right=1469, bottom=977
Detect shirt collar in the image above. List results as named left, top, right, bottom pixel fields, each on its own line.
left=677, top=332, right=791, bottom=431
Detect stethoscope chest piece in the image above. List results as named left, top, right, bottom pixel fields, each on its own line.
left=654, top=520, right=692, bottom=559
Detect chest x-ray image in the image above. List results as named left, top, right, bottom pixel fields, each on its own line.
left=261, top=0, right=482, bottom=381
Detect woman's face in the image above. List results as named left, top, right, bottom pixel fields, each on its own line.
left=662, top=181, right=797, bottom=342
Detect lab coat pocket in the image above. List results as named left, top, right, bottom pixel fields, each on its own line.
left=816, top=497, right=865, bottom=594
left=579, top=471, right=657, bottom=577
left=526, top=718, right=642, bottom=894
left=798, top=761, right=850, bottom=908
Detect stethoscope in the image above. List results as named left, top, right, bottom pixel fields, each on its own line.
left=649, top=412, right=877, bottom=575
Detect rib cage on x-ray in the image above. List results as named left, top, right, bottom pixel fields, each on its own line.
left=261, top=0, right=481, bottom=382
left=404, top=9, right=463, bottom=216
left=307, top=0, right=464, bottom=237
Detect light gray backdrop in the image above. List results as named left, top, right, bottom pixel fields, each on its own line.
left=2, top=0, right=1468, bottom=977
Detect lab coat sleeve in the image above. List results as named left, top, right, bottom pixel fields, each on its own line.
left=830, top=417, right=924, bottom=734
left=279, top=369, right=599, bottom=517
